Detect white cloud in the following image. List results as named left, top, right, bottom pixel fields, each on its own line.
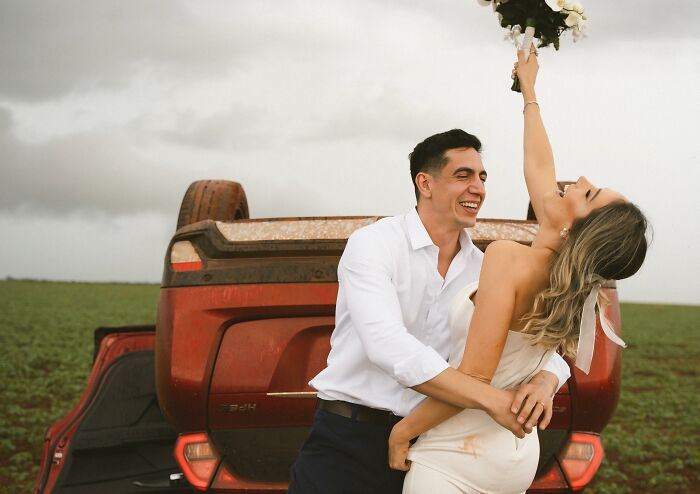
left=0, top=211, right=172, bottom=283
left=0, top=0, right=698, bottom=304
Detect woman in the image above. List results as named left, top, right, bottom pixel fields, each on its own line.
left=387, top=48, right=648, bottom=494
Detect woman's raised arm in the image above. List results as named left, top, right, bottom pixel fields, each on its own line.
left=515, top=48, right=557, bottom=223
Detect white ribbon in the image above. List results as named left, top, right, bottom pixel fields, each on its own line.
left=574, top=284, right=627, bottom=374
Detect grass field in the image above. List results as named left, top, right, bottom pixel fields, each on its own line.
left=0, top=280, right=698, bottom=493
left=0, top=280, right=160, bottom=493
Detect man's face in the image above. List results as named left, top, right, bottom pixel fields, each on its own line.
left=424, top=147, right=486, bottom=229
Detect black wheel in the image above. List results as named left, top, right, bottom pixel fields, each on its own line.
left=176, top=180, right=249, bottom=230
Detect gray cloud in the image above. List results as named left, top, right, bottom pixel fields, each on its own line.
left=585, top=1, right=700, bottom=42
left=0, top=0, right=344, bottom=101
left=1, top=1, right=189, bottom=99
left=160, top=104, right=272, bottom=150
left=1, top=0, right=698, bottom=306
left=305, top=91, right=449, bottom=143
left=0, top=107, right=11, bottom=134
left=0, top=112, right=180, bottom=216
left=9, top=0, right=690, bottom=103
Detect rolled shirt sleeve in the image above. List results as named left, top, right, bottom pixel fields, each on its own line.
left=339, top=229, right=449, bottom=388
left=542, top=351, right=571, bottom=392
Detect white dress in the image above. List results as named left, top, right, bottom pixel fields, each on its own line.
left=404, top=282, right=553, bottom=494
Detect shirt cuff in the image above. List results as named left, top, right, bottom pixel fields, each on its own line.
left=393, top=346, right=450, bottom=388
left=542, top=352, right=571, bottom=392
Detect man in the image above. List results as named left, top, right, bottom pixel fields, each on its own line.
left=288, top=129, right=570, bottom=494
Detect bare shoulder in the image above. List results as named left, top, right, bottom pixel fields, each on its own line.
left=481, top=241, right=525, bottom=284
left=482, top=242, right=548, bottom=328
left=483, top=241, right=540, bottom=285
left=484, top=240, right=528, bottom=261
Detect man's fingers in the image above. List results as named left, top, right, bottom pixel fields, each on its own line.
left=497, top=407, right=526, bottom=438
left=511, top=386, right=529, bottom=414
left=511, top=421, right=526, bottom=439
left=539, top=403, right=553, bottom=430
left=517, top=394, right=537, bottom=424
left=525, top=401, right=545, bottom=429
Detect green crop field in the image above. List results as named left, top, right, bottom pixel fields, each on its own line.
left=0, top=280, right=698, bottom=493
left=587, top=303, right=700, bottom=493
left=0, top=280, right=160, bottom=493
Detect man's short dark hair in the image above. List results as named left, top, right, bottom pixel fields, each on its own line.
left=409, top=129, right=482, bottom=200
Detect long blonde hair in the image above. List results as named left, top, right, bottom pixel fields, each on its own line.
left=522, top=201, right=649, bottom=357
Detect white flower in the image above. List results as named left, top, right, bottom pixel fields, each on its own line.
left=475, top=0, right=503, bottom=11
left=545, top=0, right=586, bottom=30
left=544, top=0, right=567, bottom=11
left=568, top=1, right=584, bottom=13
left=571, top=25, right=587, bottom=42
left=564, top=11, right=585, bottom=29
left=562, top=2, right=586, bottom=30
left=504, top=25, right=522, bottom=46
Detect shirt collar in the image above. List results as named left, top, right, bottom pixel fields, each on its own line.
left=405, top=208, right=475, bottom=254
left=458, top=226, right=475, bottom=254
left=406, top=208, right=434, bottom=250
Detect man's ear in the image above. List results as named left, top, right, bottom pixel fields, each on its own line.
left=415, top=172, right=432, bottom=199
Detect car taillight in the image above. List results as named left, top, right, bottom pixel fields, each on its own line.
left=529, top=461, right=568, bottom=491
left=209, top=462, right=289, bottom=491
left=528, top=432, right=604, bottom=492
left=170, top=241, right=204, bottom=271
left=174, top=433, right=220, bottom=490
left=559, top=432, right=604, bottom=491
left=211, top=465, right=242, bottom=489
left=174, top=432, right=287, bottom=491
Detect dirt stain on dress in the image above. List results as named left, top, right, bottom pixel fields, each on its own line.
left=460, top=434, right=478, bottom=458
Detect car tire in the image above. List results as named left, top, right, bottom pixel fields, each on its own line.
left=176, top=180, right=250, bottom=230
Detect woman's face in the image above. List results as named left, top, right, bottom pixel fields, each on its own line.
left=543, top=176, right=627, bottom=227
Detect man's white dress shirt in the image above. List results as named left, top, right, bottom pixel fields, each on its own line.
left=310, top=208, right=570, bottom=418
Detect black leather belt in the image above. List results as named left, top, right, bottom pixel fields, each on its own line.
left=318, top=399, right=402, bottom=426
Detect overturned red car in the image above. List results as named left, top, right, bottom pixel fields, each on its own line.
left=35, top=180, right=621, bottom=493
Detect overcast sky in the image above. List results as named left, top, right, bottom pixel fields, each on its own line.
left=0, top=0, right=698, bottom=305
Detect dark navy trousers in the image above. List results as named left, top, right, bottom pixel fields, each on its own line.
left=287, top=407, right=406, bottom=494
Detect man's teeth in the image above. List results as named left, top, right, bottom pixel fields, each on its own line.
left=460, top=202, right=478, bottom=210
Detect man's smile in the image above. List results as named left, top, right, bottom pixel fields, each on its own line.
left=459, top=201, right=480, bottom=212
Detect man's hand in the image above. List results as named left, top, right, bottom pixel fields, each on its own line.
left=388, top=422, right=412, bottom=471
left=511, top=370, right=558, bottom=432
left=486, top=388, right=528, bottom=439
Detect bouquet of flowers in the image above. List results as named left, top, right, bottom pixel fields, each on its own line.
left=476, top=0, right=586, bottom=91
